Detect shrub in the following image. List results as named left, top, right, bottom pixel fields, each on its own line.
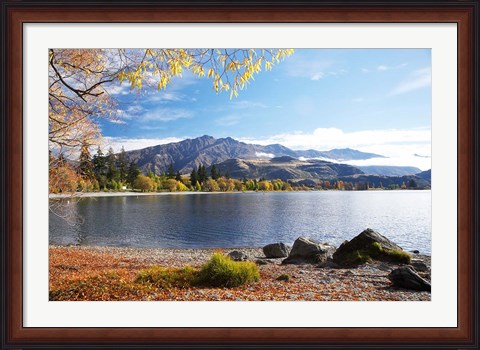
left=135, top=266, right=197, bottom=289
left=134, top=175, right=156, bottom=192
left=196, top=253, right=259, bottom=287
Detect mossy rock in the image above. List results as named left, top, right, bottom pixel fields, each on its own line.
left=333, top=228, right=411, bottom=267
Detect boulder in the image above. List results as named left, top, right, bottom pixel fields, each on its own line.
left=227, top=251, right=248, bottom=261
left=263, top=243, right=290, bottom=258
left=332, top=228, right=410, bottom=267
left=282, top=237, right=336, bottom=264
left=388, top=266, right=431, bottom=292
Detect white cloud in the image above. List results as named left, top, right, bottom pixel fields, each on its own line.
left=102, top=137, right=185, bottom=152
left=238, top=127, right=432, bottom=170
left=352, top=97, right=364, bottom=103
left=389, top=67, right=431, bottom=96
left=283, top=54, right=336, bottom=81
left=361, top=68, right=369, bottom=73
left=231, top=100, right=267, bottom=109
left=377, top=63, right=408, bottom=71
left=108, top=84, right=131, bottom=95
left=255, top=152, right=275, bottom=159
left=311, top=72, right=326, bottom=81
left=146, top=91, right=183, bottom=103
left=142, top=107, right=193, bottom=122
left=215, top=115, right=241, bottom=126
left=108, top=119, right=127, bottom=125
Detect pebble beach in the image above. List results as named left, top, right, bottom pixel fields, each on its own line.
left=49, top=245, right=431, bottom=301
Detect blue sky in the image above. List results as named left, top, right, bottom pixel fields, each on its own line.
left=101, top=49, right=432, bottom=170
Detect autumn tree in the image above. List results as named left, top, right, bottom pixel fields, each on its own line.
left=134, top=175, right=155, bottom=192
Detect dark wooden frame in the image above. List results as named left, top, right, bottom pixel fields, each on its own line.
left=1, top=1, right=478, bottom=348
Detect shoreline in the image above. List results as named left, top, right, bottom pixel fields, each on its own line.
left=49, top=245, right=431, bottom=301
left=49, top=188, right=431, bottom=199
left=49, top=191, right=250, bottom=199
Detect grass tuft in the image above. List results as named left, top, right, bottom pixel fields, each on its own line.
left=341, top=242, right=411, bottom=266
left=135, top=266, right=197, bottom=289
left=195, top=253, right=260, bottom=288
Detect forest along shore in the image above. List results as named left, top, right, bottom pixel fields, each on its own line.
left=48, top=191, right=251, bottom=199
left=49, top=243, right=431, bottom=302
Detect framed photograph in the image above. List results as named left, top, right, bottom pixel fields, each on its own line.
left=2, top=1, right=478, bottom=348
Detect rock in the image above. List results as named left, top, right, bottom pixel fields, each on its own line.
left=263, top=242, right=290, bottom=258
left=317, top=260, right=340, bottom=269
left=227, top=250, right=248, bottom=261
left=332, top=228, right=409, bottom=267
left=255, top=258, right=276, bottom=265
left=282, top=237, right=336, bottom=264
left=276, top=274, right=290, bottom=281
left=410, top=259, right=429, bottom=272
left=411, top=250, right=420, bottom=254
left=388, top=266, right=431, bottom=291
left=375, top=263, right=392, bottom=272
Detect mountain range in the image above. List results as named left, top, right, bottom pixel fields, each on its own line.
left=122, top=135, right=430, bottom=187
left=124, top=135, right=385, bottom=175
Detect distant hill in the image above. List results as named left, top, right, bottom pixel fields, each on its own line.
left=357, top=165, right=422, bottom=176
left=208, top=156, right=364, bottom=181
left=337, top=174, right=431, bottom=189
left=297, top=148, right=386, bottom=161
left=415, top=169, right=431, bottom=181
left=123, top=135, right=385, bottom=175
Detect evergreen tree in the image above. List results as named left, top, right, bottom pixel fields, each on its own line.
left=106, top=147, right=119, bottom=181
left=175, top=171, right=182, bottom=181
left=127, top=160, right=141, bottom=187
left=93, top=147, right=106, bottom=177
left=167, top=163, right=175, bottom=179
left=225, top=170, right=231, bottom=179
left=190, top=166, right=198, bottom=187
left=211, top=164, right=220, bottom=180
left=198, top=164, right=207, bottom=184
left=118, top=146, right=128, bottom=182
left=78, top=140, right=94, bottom=179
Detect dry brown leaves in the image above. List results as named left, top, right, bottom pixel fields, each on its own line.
left=49, top=246, right=431, bottom=302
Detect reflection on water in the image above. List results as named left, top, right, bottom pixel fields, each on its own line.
left=49, top=191, right=431, bottom=254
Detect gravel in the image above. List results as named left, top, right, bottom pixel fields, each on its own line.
left=50, top=245, right=431, bottom=301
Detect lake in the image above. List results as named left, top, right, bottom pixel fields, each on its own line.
left=49, top=190, right=431, bottom=254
